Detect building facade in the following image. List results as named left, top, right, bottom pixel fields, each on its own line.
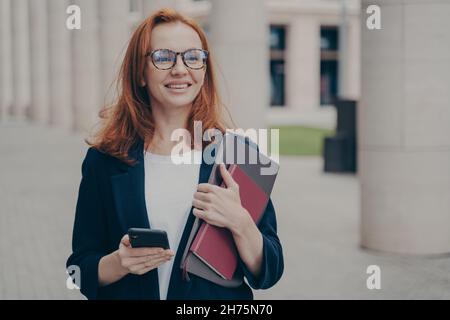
left=0, top=0, right=361, bottom=133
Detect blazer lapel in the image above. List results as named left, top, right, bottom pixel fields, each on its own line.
left=110, top=138, right=151, bottom=234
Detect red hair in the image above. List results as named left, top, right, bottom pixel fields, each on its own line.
left=87, top=8, right=232, bottom=165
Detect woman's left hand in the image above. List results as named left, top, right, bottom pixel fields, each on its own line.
left=192, top=163, right=251, bottom=236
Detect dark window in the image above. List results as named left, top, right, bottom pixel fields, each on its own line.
left=320, top=61, right=338, bottom=105
left=320, top=26, right=339, bottom=105
left=270, top=26, right=286, bottom=50
left=271, top=60, right=285, bottom=106
left=270, top=25, right=286, bottom=107
left=320, top=27, right=339, bottom=51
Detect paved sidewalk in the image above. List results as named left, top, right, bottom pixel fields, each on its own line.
left=0, top=121, right=85, bottom=299
left=1, top=121, right=449, bottom=299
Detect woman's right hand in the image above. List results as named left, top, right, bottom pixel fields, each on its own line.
left=117, top=234, right=175, bottom=276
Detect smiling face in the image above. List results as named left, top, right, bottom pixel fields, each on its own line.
left=144, top=22, right=206, bottom=111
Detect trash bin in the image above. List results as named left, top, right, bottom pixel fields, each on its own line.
left=323, top=99, right=357, bottom=173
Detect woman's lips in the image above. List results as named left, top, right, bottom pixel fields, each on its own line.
left=164, top=83, right=192, bottom=93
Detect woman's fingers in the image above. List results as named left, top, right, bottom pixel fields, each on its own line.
left=121, top=234, right=131, bottom=247
left=117, top=234, right=176, bottom=276
left=193, top=207, right=227, bottom=228
left=193, top=207, right=207, bottom=220
left=192, top=198, right=210, bottom=211
left=197, top=183, right=222, bottom=194
left=193, top=191, right=214, bottom=203
left=122, top=251, right=170, bottom=268
left=129, top=255, right=172, bottom=275
left=125, top=246, right=165, bottom=258
left=122, top=248, right=174, bottom=267
left=144, top=255, right=172, bottom=268
left=219, top=163, right=239, bottom=191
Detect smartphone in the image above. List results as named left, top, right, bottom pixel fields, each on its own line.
left=128, top=228, right=170, bottom=249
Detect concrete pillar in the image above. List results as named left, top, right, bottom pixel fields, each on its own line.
left=72, top=0, right=101, bottom=134
left=48, top=0, right=72, bottom=128
left=344, top=16, right=360, bottom=100
left=335, top=0, right=361, bottom=101
left=209, top=0, right=268, bottom=130
left=0, top=0, right=13, bottom=121
left=286, top=17, right=320, bottom=112
left=29, top=0, right=50, bottom=124
left=11, top=0, right=31, bottom=120
left=99, top=0, right=129, bottom=106
left=338, top=0, right=349, bottom=99
left=360, top=0, right=450, bottom=254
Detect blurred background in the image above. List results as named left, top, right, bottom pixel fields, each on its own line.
left=1, top=0, right=450, bottom=299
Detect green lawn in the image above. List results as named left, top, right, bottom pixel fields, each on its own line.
left=270, top=125, right=335, bottom=156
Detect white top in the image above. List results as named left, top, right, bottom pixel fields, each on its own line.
left=143, top=149, right=201, bottom=300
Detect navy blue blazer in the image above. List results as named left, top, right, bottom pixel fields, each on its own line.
left=66, top=138, right=284, bottom=300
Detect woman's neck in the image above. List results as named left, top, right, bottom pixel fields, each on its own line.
left=145, top=101, right=192, bottom=156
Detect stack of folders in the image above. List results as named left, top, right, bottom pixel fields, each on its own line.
left=180, top=132, right=279, bottom=287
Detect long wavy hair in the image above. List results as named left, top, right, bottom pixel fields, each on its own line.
left=87, top=8, right=232, bottom=165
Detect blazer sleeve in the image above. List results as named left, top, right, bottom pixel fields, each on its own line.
left=66, top=148, right=108, bottom=300
left=239, top=198, right=284, bottom=290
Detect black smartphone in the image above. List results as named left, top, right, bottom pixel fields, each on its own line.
left=128, top=228, right=170, bottom=249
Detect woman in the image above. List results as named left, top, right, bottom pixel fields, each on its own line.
left=66, top=8, right=283, bottom=300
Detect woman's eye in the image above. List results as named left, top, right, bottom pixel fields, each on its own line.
left=156, top=53, right=171, bottom=62
left=185, top=54, right=200, bottom=62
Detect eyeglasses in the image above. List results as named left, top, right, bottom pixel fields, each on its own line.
left=146, top=48, right=208, bottom=70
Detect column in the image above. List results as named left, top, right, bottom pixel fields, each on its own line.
left=344, top=15, right=360, bottom=100
left=29, top=0, right=50, bottom=124
left=72, top=0, right=101, bottom=133
left=286, top=17, right=320, bottom=112
left=0, top=0, right=13, bottom=121
left=338, top=0, right=349, bottom=99
left=11, top=0, right=31, bottom=120
left=98, top=0, right=129, bottom=106
left=209, top=0, right=268, bottom=130
left=48, top=0, right=72, bottom=128
left=360, top=0, right=450, bottom=254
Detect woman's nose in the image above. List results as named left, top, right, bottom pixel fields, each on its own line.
left=171, top=55, right=188, bottom=75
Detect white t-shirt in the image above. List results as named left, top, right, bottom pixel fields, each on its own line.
left=143, top=149, right=201, bottom=300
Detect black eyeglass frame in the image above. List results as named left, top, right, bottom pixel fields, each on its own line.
left=145, top=48, right=209, bottom=70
